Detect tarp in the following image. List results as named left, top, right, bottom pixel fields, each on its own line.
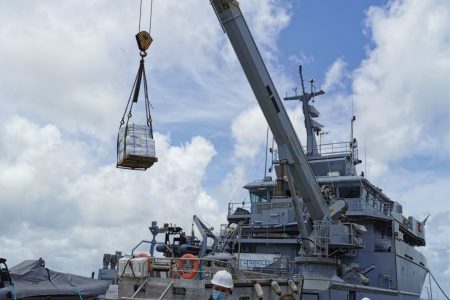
left=0, top=260, right=109, bottom=299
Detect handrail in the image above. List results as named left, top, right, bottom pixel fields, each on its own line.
left=131, top=240, right=152, bottom=255
left=302, top=141, right=358, bottom=158
left=158, top=281, right=174, bottom=300
left=227, top=202, right=252, bottom=216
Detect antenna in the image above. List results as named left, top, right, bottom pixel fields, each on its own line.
left=264, top=126, right=269, bottom=179
left=351, top=115, right=356, bottom=145
left=310, top=78, right=316, bottom=102
left=350, top=99, right=355, bottom=143
left=299, top=65, right=307, bottom=97
left=364, top=136, right=367, bottom=179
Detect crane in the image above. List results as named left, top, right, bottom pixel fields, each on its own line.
left=210, top=0, right=329, bottom=222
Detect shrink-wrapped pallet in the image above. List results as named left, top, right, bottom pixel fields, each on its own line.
left=117, top=124, right=157, bottom=170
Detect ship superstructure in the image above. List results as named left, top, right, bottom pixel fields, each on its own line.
left=222, top=74, right=428, bottom=299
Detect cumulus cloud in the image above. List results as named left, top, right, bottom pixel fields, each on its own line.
left=0, top=0, right=295, bottom=277
left=288, top=51, right=314, bottom=66
left=0, top=0, right=292, bottom=138
left=353, top=0, right=450, bottom=163
left=231, top=106, right=267, bottom=159
left=0, top=116, right=218, bottom=274
left=322, top=57, right=348, bottom=91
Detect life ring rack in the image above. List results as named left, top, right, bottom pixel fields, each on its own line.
left=177, top=253, right=199, bottom=279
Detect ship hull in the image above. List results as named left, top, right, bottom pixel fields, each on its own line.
left=118, top=276, right=423, bottom=299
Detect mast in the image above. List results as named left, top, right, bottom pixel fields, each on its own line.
left=284, top=66, right=325, bottom=157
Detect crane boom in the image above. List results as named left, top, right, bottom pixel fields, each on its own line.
left=211, top=0, right=328, bottom=221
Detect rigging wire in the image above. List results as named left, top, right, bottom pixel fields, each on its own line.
left=428, top=269, right=449, bottom=299
left=428, top=271, right=433, bottom=300
left=138, top=0, right=143, bottom=32
left=138, top=0, right=154, bottom=33
left=149, top=0, right=154, bottom=34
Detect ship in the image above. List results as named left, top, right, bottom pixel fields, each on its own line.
left=100, top=1, right=433, bottom=299
left=109, top=77, right=429, bottom=300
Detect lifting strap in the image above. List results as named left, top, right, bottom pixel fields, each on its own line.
left=119, top=56, right=153, bottom=139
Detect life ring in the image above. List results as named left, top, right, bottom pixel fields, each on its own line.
left=177, top=254, right=199, bottom=279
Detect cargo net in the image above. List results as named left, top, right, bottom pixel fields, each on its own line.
left=117, top=55, right=157, bottom=170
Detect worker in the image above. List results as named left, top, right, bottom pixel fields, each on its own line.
left=279, top=295, right=295, bottom=300
left=208, top=270, right=233, bottom=300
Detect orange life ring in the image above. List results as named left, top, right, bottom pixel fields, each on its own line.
left=177, top=253, right=199, bottom=279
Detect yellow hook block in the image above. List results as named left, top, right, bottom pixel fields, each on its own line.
left=135, top=31, right=153, bottom=52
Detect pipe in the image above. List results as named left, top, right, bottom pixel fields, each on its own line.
left=285, top=166, right=313, bottom=255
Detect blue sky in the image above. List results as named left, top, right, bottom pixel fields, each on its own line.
left=0, top=0, right=448, bottom=297
left=279, top=0, right=385, bottom=79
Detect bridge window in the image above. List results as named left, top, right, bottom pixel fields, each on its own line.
left=338, top=186, right=361, bottom=198
left=250, top=191, right=269, bottom=203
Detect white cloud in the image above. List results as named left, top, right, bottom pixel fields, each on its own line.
left=322, top=57, right=348, bottom=91
left=0, top=0, right=292, bottom=139
left=288, top=51, right=314, bottom=66
left=353, top=0, right=450, bottom=163
left=0, top=116, right=219, bottom=274
left=0, top=0, right=295, bottom=278
left=231, top=106, right=267, bottom=159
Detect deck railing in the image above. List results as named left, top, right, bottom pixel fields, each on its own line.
left=312, top=222, right=365, bottom=257
left=302, top=142, right=359, bottom=158
left=125, top=256, right=298, bottom=280
left=227, top=202, right=252, bottom=217
left=345, top=198, right=394, bottom=217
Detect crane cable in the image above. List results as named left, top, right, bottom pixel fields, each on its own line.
left=138, top=0, right=154, bottom=34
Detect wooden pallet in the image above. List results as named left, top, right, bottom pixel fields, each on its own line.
left=117, top=154, right=158, bottom=170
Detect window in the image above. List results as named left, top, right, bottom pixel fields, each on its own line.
left=339, top=186, right=361, bottom=198
left=250, top=191, right=269, bottom=203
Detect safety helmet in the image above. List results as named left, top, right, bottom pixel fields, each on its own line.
left=211, top=270, right=234, bottom=289
left=361, top=298, right=371, bottom=300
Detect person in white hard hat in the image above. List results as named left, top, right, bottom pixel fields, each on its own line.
left=208, top=270, right=234, bottom=300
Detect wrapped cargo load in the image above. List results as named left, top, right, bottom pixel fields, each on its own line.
left=117, top=124, right=157, bottom=170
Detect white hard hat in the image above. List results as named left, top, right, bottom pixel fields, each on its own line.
left=361, top=298, right=371, bottom=300
left=211, top=270, right=234, bottom=289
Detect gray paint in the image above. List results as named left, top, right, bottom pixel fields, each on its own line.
left=118, top=1, right=429, bottom=299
